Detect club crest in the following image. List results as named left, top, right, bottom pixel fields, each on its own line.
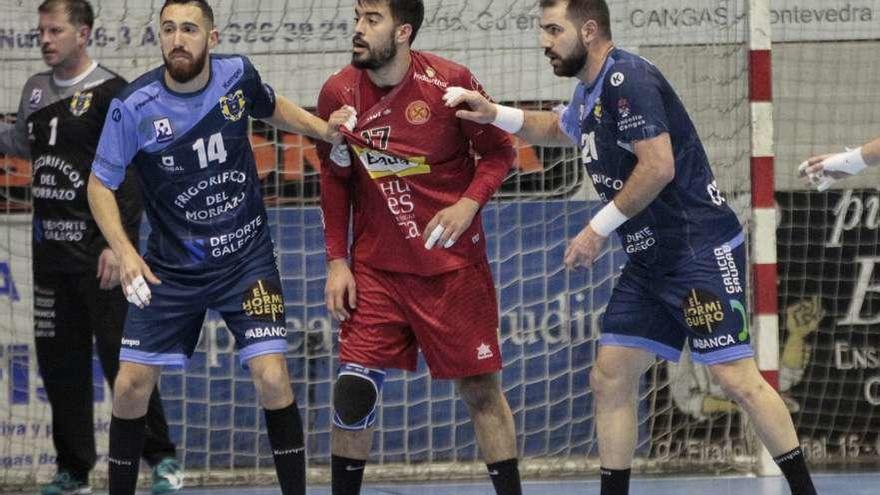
left=220, top=89, right=246, bottom=122
left=69, top=91, right=93, bottom=117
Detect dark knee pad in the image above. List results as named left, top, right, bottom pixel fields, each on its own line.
left=332, top=363, right=386, bottom=430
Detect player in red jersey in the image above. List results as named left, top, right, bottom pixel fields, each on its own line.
left=316, top=1, right=522, bottom=494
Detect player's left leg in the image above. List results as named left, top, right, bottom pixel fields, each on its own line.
left=247, top=353, right=305, bottom=495
left=405, top=260, right=522, bottom=495
left=708, top=358, right=817, bottom=495
left=456, top=372, right=521, bottom=495
left=216, top=262, right=304, bottom=495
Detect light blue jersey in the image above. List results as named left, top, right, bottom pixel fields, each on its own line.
left=92, top=54, right=277, bottom=275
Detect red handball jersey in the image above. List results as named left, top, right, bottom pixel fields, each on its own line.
left=317, top=51, right=515, bottom=276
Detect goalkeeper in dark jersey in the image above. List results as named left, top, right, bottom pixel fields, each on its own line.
left=86, top=1, right=351, bottom=494
left=0, top=1, right=181, bottom=494
left=447, top=1, right=819, bottom=494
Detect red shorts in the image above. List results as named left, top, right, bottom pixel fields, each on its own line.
left=339, top=260, right=502, bottom=379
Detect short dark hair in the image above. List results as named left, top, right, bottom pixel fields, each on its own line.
left=359, top=0, right=424, bottom=44
left=160, top=0, right=215, bottom=28
left=38, top=0, right=95, bottom=30
left=540, top=0, right=612, bottom=39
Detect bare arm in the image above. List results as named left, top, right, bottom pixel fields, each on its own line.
left=612, top=133, right=675, bottom=217
left=263, top=95, right=338, bottom=143
left=443, top=87, right=573, bottom=147
left=860, top=136, right=880, bottom=166
left=563, top=133, right=674, bottom=269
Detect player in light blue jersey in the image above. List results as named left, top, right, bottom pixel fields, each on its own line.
left=86, top=1, right=352, bottom=494
left=446, top=1, right=817, bottom=494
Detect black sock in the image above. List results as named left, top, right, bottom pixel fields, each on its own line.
left=487, top=458, right=522, bottom=495
left=108, top=415, right=146, bottom=495
left=600, top=467, right=630, bottom=495
left=264, top=403, right=306, bottom=495
left=332, top=455, right=366, bottom=495
left=774, top=447, right=817, bottom=495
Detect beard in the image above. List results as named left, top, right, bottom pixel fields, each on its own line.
left=351, top=33, right=397, bottom=70
left=164, top=45, right=208, bottom=84
left=546, top=41, right=587, bottom=77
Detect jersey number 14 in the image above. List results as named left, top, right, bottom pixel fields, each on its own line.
left=192, top=132, right=228, bottom=169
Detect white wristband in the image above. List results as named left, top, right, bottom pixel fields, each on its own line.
left=491, top=104, right=524, bottom=134
left=822, top=147, right=868, bottom=176
left=589, top=201, right=629, bottom=237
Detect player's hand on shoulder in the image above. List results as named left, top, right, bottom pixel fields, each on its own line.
left=564, top=224, right=607, bottom=270
left=96, top=248, right=122, bottom=290
left=443, top=87, right=496, bottom=124
left=325, top=258, right=356, bottom=321
left=118, top=249, right=161, bottom=309
left=423, top=198, right=480, bottom=250
left=326, top=105, right=357, bottom=145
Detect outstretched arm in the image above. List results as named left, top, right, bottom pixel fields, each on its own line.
left=263, top=95, right=354, bottom=144
left=799, top=136, right=880, bottom=191
left=443, top=87, right=573, bottom=147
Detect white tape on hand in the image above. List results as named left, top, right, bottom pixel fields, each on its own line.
left=443, top=86, right=468, bottom=106
left=329, top=143, right=351, bottom=168
left=799, top=160, right=836, bottom=192
left=342, top=105, right=357, bottom=131
left=424, top=224, right=445, bottom=249
left=443, top=237, right=456, bottom=249
left=124, top=275, right=151, bottom=308
left=822, top=147, right=868, bottom=176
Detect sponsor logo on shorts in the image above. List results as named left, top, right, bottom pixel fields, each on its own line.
left=682, top=288, right=725, bottom=334
left=244, top=326, right=287, bottom=340
left=242, top=279, right=285, bottom=322
left=477, top=342, right=494, bottom=360
left=714, top=244, right=743, bottom=294
left=692, top=334, right=736, bottom=350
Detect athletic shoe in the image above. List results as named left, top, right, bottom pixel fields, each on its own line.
left=40, top=471, right=92, bottom=495
left=151, top=457, right=184, bottom=494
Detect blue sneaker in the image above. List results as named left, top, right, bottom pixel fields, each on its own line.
left=151, top=457, right=184, bottom=494
left=40, top=471, right=92, bottom=495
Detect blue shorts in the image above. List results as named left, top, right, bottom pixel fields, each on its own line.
left=600, top=232, right=753, bottom=365
left=119, top=257, right=288, bottom=368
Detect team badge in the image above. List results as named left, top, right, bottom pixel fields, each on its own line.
left=593, top=98, right=603, bottom=120
left=405, top=100, right=430, bottom=125
left=425, top=67, right=436, bottom=78
left=29, top=89, right=43, bottom=108
left=69, top=91, right=93, bottom=117
left=219, top=89, right=246, bottom=122
left=153, top=117, right=174, bottom=143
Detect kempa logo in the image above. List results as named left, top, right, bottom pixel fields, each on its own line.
left=121, top=338, right=141, bottom=347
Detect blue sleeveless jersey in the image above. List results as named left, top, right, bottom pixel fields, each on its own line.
left=561, top=48, right=741, bottom=269
left=92, top=54, right=277, bottom=275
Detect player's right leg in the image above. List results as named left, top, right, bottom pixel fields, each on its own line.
left=595, top=263, right=683, bottom=495
left=331, top=262, right=417, bottom=495
left=109, top=271, right=208, bottom=495
left=88, top=274, right=181, bottom=494
left=109, top=362, right=161, bottom=495
left=33, top=273, right=95, bottom=494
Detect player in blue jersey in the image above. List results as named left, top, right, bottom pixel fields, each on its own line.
left=86, top=1, right=352, bottom=494
left=446, top=1, right=818, bottom=494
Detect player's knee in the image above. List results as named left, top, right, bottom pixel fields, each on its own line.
left=458, top=374, right=500, bottom=413
left=712, top=370, right=767, bottom=406
left=333, top=364, right=385, bottom=430
left=253, top=365, right=293, bottom=405
left=590, top=364, right=629, bottom=402
left=113, top=370, right=151, bottom=406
